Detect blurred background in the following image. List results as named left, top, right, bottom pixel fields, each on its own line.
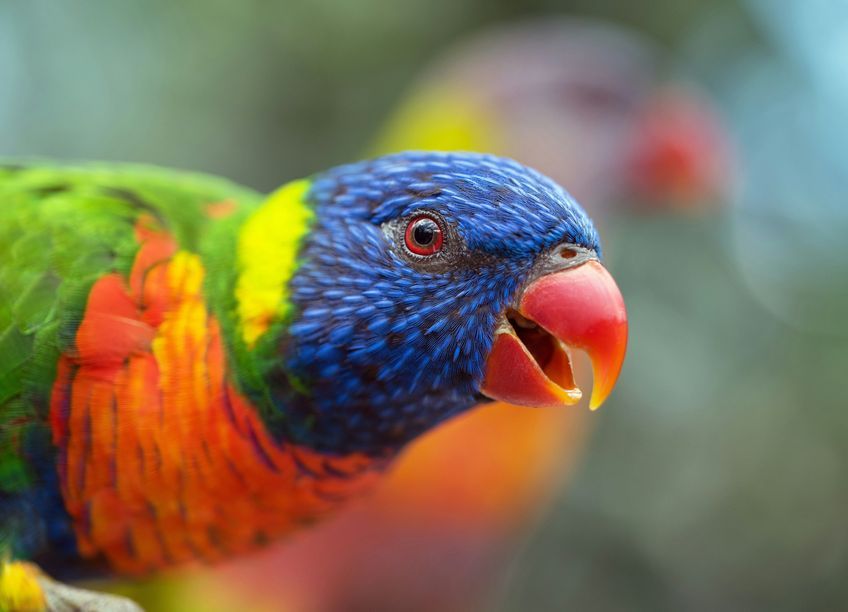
left=2, top=0, right=847, bottom=610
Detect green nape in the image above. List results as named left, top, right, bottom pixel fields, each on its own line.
left=199, top=178, right=317, bottom=430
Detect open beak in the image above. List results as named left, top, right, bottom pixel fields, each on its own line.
left=480, top=259, right=627, bottom=410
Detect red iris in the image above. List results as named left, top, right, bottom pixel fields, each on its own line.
left=404, top=215, right=444, bottom=256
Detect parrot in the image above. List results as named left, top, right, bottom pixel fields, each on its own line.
left=0, top=151, right=627, bottom=610
left=187, top=18, right=730, bottom=612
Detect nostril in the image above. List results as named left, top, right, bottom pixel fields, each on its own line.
left=559, top=247, right=578, bottom=260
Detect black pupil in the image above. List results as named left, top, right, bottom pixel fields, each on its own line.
left=412, top=219, right=438, bottom=246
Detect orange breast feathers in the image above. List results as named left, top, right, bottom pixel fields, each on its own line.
left=49, top=219, right=381, bottom=575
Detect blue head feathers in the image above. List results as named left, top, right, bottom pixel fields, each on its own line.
left=276, top=151, right=600, bottom=456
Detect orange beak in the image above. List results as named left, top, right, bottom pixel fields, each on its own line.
left=480, top=260, right=627, bottom=410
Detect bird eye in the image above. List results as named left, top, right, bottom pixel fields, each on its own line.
left=404, top=215, right=444, bottom=256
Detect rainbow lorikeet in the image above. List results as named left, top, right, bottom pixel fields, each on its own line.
left=0, top=151, right=626, bottom=608
left=212, top=20, right=728, bottom=612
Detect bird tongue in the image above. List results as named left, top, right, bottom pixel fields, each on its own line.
left=481, top=322, right=581, bottom=408
left=480, top=260, right=627, bottom=410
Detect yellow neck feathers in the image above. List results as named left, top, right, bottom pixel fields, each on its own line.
left=235, top=179, right=314, bottom=347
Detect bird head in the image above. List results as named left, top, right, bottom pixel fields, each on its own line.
left=278, top=152, right=627, bottom=456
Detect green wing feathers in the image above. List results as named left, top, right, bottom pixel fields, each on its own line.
left=0, top=162, right=261, bottom=500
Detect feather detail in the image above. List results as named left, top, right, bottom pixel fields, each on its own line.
left=49, top=220, right=381, bottom=575
left=235, top=179, right=314, bottom=347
